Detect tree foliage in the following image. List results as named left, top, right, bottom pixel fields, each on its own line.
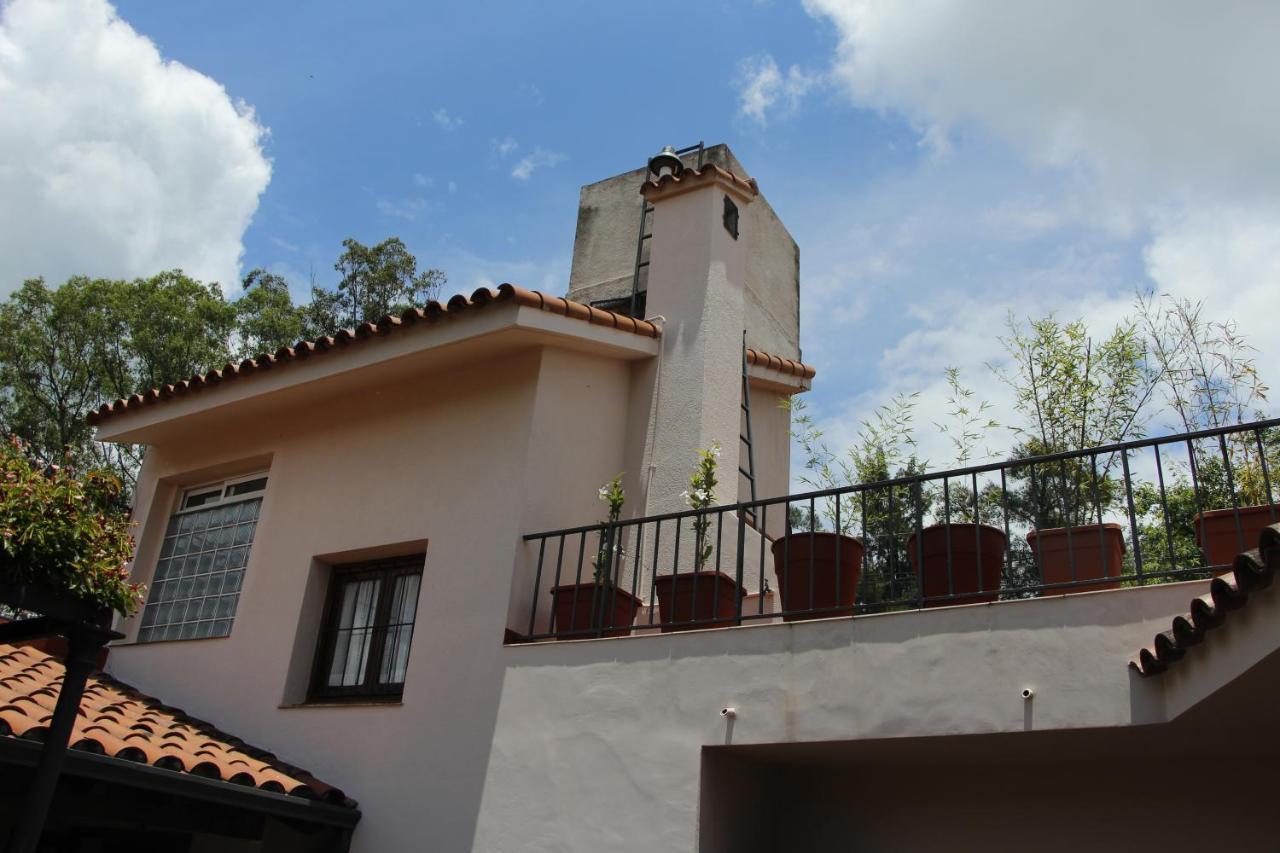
left=0, top=436, right=141, bottom=615
left=995, top=314, right=1157, bottom=530
left=304, top=237, right=445, bottom=336
left=0, top=237, right=445, bottom=496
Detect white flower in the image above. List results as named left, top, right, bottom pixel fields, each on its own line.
left=598, top=486, right=608, bottom=500
left=710, top=445, right=721, bottom=459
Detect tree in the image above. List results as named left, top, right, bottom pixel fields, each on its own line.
left=0, top=235, right=449, bottom=497
left=0, top=271, right=235, bottom=492
left=236, top=269, right=305, bottom=358
left=304, top=237, right=445, bottom=335
left=0, top=278, right=108, bottom=470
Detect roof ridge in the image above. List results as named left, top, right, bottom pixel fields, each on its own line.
left=87, top=284, right=660, bottom=426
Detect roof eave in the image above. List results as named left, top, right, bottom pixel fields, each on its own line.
left=92, top=303, right=659, bottom=444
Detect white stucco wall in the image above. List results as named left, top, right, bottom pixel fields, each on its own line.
left=469, top=581, right=1203, bottom=852
left=107, top=344, right=643, bottom=853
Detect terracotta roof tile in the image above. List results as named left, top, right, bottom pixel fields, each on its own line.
left=1130, top=522, right=1280, bottom=677
left=87, top=284, right=662, bottom=426
left=0, top=643, right=355, bottom=807
left=745, top=347, right=816, bottom=380
left=640, top=163, right=760, bottom=200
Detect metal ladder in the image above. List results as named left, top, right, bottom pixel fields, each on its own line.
left=627, top=142, right=706, bottom=318
left=739, top=331, right=758, bottom=526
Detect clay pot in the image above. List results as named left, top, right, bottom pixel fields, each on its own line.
left=1194, top=504, right=1280, bottom=567
left=906, top=524, right=1006, bottom=607
left=653, top=571, right=742, bottom=632
left=770, top=532, right=865, bottom=621
left=549, top=582, right=641, bottom=639
left=1027, top=523, right=1125, bottom=590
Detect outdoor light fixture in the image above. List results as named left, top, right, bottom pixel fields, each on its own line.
left=647, top=145, right=684, bottom=179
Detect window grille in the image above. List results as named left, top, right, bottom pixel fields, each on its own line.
left=310, top=554, right=424, bottom=701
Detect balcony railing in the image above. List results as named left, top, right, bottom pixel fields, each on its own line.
left=519, top=419, right=1280, bottom=641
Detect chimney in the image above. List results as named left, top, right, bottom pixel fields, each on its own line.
left=639, top=159, right=760, bottom=516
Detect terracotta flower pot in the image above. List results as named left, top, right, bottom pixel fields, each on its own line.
left=549, top=581, right=641, bottom=639
left=1194, top=504, right=1280, bottom=567
left=1027, top=523, right=1125, bottom=591
left=770, top=532, right=865, bottom=621
left=653, top=571, right=742, bottom=632
left=906, top=523, right=1006, bottom=607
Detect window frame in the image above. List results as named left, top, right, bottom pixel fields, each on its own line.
left=135, top=472, right=269, bottom=644
left=175, top=472, right=269, bottom=514
left=308, top=554, right=425, bottom=702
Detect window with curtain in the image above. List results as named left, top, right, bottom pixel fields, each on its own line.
left=137, top=474, right=268, bottom=643
left=310, top=554, right=424, bottom=700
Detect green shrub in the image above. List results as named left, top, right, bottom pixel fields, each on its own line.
left=0, top=436, right=141, bottom=616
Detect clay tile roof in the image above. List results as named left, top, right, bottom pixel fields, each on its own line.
left=1130, top=523, right=1280, bottom=677
left=745, top=347, right=816, bottom=380
left=640, top=163, right=760, bottom=199
left=0, top=643, right=355, bottom=807
left=87, top=284, right=662, bottom=426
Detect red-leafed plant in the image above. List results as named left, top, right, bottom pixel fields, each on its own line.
left=1, top=436, right=142, bottom=616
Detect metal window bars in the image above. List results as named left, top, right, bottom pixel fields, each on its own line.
left=519, top=419, right=1280, bottom=641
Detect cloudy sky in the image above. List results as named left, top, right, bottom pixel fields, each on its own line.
left=1, top=0, right=1276, bottom=468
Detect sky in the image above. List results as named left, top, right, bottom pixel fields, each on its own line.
left=1, top=0, right=1277, bottom=472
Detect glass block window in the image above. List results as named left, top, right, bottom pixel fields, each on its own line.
left=310, top=555, right=424, bottom=700
left=136, top=474, right=268, bottom=643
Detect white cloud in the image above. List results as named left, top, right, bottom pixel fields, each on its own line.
left=376, top=196, right=429, bottom=221
left=0, top=0, right=271, bottom=294
left=432, top=107, right=463, bottom=131
left=490, top=136, right=518, bottom=159
left=736, top=53, right=818, bottom=126
left=518, top=82, right=545, bottom=106
left=511, top=147, right=566, bottom=181
left=803, top=0, right=1280, bottom=208
left=412, top=172, right=434, bottom=188
left=793, top=0, right=1280, bottom=474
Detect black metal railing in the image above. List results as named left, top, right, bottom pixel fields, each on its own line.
left=519, top=419, right=1280, bottom=641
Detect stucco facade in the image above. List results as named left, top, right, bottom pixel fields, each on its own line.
left=567, top=144, right=801, bottom=362
left=91, top=158, right=1280, bottom=852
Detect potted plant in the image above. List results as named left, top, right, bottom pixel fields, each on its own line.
left=1188, top=436, right=1280, bottom=566
left=654, top=444, right=742, bottom=632
left=550, top=473, right=641, bottom=638
left=1139, top=293, right=1278, bottom=567
left=774, top=402, right=867, bottom=621
left=788, top=393, right=935, bottom=611
left=0, top=436, right=142, bottom=625
left=995, top=315, right=1156, bottom=591
left=1006, top=437, right=1128, bottom=591
left=896, top=370, right=1007, bottom=604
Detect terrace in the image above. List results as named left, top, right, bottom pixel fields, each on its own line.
left=517, top=418, right=1280, bottom=640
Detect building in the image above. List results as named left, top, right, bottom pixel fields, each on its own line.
left=8, top=146, right=1280, bottom=851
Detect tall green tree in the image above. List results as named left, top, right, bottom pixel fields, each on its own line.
left=0, top=271, right=235, bottom=491
left=0, top=278, right=108, bottom=468
left=236, top=268, right=305, bottom=358
left=304, top=237, right=445, bottom=335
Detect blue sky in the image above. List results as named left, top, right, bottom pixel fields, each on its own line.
left=109, top=0, right=912, bottom=299
left=2, top=0, right=1276, bottom=469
